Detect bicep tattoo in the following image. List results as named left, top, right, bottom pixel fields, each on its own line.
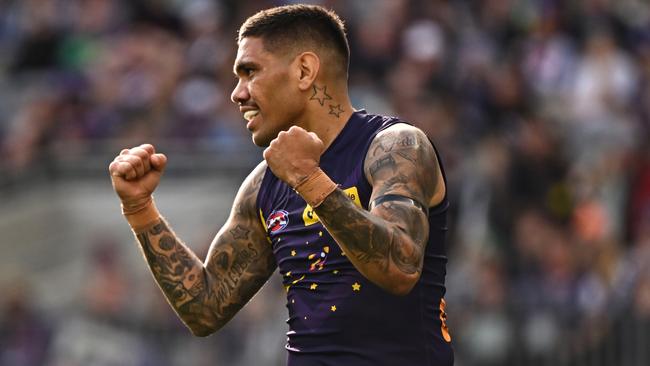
left=365, top=126, right=438, bottom=203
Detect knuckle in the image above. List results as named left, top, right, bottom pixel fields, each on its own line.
left=127, top=155, right=143, bottom=167
left=131, top=147, right=147, bottom=157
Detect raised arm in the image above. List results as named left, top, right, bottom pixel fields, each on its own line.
left=263, top=124, right=444, bottom=295
left=315, top=124, right=443, bottom=294
left=109, top=146, right=275, bottom=336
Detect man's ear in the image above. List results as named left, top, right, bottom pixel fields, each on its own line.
left=294, top=52, right=320, bottom=91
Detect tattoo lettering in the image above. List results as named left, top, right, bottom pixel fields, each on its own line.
left=309, top=84, right=332, bottom=106
left=395, top=135, right=418, bottom=148
left=370, top=135, right=421, bottom=156
left=211, top=243, right=260, bottom=308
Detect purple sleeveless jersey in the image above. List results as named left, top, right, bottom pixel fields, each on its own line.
left=257, top=110, right=454, bottom=366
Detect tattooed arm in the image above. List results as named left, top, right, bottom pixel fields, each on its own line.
left=314, top=124, right=445, bottom=295
left=132, top=162, right=276, bottom=336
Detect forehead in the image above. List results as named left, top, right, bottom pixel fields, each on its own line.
left=236, top=37, right=265, bottom=58
left=234, top=37, right=276, bottom=69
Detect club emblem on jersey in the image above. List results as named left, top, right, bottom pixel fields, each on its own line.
left=267, top=210, right=289, bottom=233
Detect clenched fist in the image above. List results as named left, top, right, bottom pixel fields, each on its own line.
left=109, top=144, right=167, bottom=212
left=263, top=126, right=325, bottom=187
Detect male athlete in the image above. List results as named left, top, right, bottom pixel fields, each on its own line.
left=109, top=4, right=453, bottom=365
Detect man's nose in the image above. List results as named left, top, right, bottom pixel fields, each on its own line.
left=231, top=79, right=249, bottom=105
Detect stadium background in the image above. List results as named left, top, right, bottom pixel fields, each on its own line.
left=1, top=0, right=649, bottom=365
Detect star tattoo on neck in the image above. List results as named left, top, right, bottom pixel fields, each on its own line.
left=329, top=104, right=344, bottom=118
left=310, top=84, right=332, bottom=106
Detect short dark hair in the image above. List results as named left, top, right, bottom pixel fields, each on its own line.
left=238, top=4, right=349, bottom=78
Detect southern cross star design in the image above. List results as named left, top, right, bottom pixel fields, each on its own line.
left=329, top=104, right=344, bottom=118
left=310, top=85, right=332, bottom=106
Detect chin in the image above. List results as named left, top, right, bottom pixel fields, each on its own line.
left=251, top=132, right=272, bottom=147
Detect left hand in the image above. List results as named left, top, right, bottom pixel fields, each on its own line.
left=263, top=126, right=325, bottom=187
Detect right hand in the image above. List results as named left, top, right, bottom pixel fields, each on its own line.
left=108, top=144, right=167, bottom=210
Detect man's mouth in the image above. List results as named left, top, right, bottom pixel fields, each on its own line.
left=244, top=110, right=260, bottom=121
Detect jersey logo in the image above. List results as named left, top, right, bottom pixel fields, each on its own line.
left=303, top=186, right=362, bottom=226
left=267, top=210, right=289, bottom=233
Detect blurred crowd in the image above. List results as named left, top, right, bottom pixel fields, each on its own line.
left=2, top=0, right=650, bottom=365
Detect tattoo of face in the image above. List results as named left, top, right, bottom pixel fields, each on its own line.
left=309, top=84, right=332, bottom=106
left=329, top=104, right=344, bottom=118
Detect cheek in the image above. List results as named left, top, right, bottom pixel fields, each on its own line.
left=273, top=86, right=301, bottom=114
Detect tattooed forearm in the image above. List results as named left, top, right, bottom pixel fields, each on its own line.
left=137, top=221, right=203, bottom=309
left=316, top=190, right=427, bottom=276
left=209, top=242, right=259, bottom=307
left=136, top=218, right=273, bottom=336
left=133, top=162, right=276, bottom=336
